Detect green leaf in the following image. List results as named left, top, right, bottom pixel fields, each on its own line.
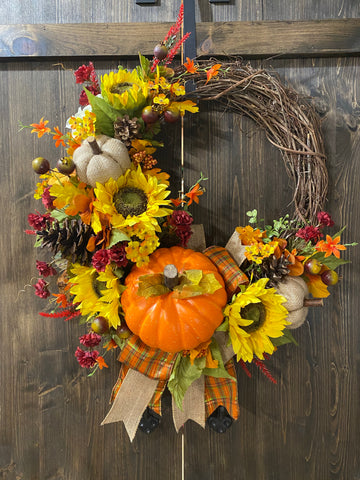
left=271, top=328, right=299, bottom=347
left=203, top=338, right=235, bottom=379
left=50, top=208, right=70, bottom=225
left=173, top=271, right=222, bottom=299
left=33, top=235, right=43, bottom=248
left=311, top=251, right=350, bottom=270
left=216, top=318, right=229, bottom=332
left=137, top=274, right=170, bottom=298
left=85, top=89, right=122, bottom=137
left=108, top=228, right=131, bottom=248
left=168, top=355, right=206, bottom=410
left=137, top=53, right=151, bottom=79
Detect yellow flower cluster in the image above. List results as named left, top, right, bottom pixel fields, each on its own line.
left=68, top=110, right=96, bottom=140
left=245, top=241, right=278, bottom=264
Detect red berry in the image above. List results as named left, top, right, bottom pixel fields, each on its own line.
left=32, top=157, right=50, bottom=174
left=142, top=106, right=159, bottom=124
left=153, top=43, right=168, bottom=60
left=164, top=110, right=180, bottom=123
left=304, top=258, right=322, bottom=275
left=321, top=270, right=339, bottom=286
left=57, top=157, right=75, bottom=175
left=91, top=316, right=109, bottom=334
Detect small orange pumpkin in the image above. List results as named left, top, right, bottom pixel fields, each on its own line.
left=121, top=246, right=227, bottom=353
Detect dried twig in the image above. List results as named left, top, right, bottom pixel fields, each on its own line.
left=180, top=60, right=328, bottom=223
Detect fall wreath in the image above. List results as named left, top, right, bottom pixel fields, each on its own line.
left=24, top=6, right=354, bottom=440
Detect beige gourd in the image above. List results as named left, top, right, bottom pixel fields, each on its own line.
left=276, top=276, right=323, bottom=329
left=73, top=134, right=131, bottom=187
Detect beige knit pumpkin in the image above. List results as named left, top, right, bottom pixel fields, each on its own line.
left=276, top=276, right=310, bottom=329
left=73, top=135, right=131, bottom=187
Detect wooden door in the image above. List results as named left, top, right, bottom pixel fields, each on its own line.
left=1, top=1, right=359, bottom=479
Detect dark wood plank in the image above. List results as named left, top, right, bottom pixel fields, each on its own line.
left=183, top=55, right=360, bottom=480
left=0, top=19, right=359, bottom=58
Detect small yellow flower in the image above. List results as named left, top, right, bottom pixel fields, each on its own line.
left=153, top=93, right=170, bottom=106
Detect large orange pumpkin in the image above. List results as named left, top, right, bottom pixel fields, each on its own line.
left=121, top=246, right=227, bottom=352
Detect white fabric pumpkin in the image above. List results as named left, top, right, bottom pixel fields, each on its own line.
left=73, top=135, right=131, bottom=187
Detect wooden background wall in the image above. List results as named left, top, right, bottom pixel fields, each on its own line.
left=1, top=1, right=359, bottom=479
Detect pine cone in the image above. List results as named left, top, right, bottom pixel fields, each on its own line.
left=254, top=254, right=291, bottom=287
left=38, top=218, right=93, bottom=265
left=114, top=115, right=140, bottom=147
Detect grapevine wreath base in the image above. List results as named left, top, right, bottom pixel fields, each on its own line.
left=25, top=7, right=353, bottom=441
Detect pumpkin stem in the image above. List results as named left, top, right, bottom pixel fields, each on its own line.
left=87, top=136, right=102, bottom=155
left=163, top=264, right=179, bottom=290
left=303, top=298, right=324, bottom=307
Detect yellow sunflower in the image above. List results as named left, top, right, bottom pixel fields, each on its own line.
left=69, top=264, right=123, bottom=328
left=101, top=68, right=148, bottom=112
left=92, top=166, right=172, bottom=234
left=224, top=278, right=289, bottom=363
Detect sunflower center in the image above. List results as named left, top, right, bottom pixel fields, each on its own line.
left=110, top=82, right=134, bottom=95
left=114, top=186, right=148, bottom=218
left=92, top=276, right=107, bottom=298
left=240, top=302, right=266, bottom=333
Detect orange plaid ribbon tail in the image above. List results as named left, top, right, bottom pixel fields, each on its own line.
left=203, top=245, right=248, bottom=298
left=205, top=358, right=240, bottom=420
left=102, top=334, right=177, bottom=441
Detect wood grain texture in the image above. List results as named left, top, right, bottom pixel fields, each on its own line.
left=1, top=19, right=360, bottom=58
left=1, top=0, right=360, bottom=479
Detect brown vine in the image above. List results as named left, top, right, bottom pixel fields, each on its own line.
left=181, top=59, right=328, bottom=224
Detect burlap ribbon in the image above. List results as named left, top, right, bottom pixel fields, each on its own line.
left=172, top=376, right=206, bottom=432
left=101, top=369, right=158, bottom=442
left=225, top=230, right=248, bottom=267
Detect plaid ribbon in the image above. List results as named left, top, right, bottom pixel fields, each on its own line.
left=118, top=334, right=178, bottom=381
left=203, top=245, right=248, bottom=298
left=205, top=358, right=240, bottom=420
left=109, top=327, right=240, bottom=427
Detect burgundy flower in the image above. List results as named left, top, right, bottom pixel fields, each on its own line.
left=176, top=228, right=193, bottom=247
left=74, top=62, right=95, bottom=84
left=79, top=332, right=102, bottom=348
left=79, top=85, right=101, bottom=106
left=75, top=347, right=99, bottom=368
left=296, top=225, right=322, bottom=243
left=170, top=210, right=194, bottom=228
left=169, top=210, right=194, bottom=247
left=91, top=249, right=111, bottom=272
left=109, top=244, right=128, bottom=267
left=28, top=212, right=52, bottom=230
left=36, top=260, right=57, bottom=277
left=317, top=211, right=334, bottom=227
left=41, top=187, right=55, bottom=210
left=33, top=278, right=50, bottom=299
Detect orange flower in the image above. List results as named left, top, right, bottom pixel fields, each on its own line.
left=315, top=235, right=346, bottom=259
left=104, top=338, right=118, bottom=351
left=52, top=293, right=68, bottom=308
left=184, top=57, right=198, bottom=74
left=236, top=225, right=265, bottom=245
left=67, top=136, right=82, bottom=156
left=187, top=340, right=218, bottom=368
left=53, top=126, right=66, bottom=148
left=30, top=117, right=51, bottom=138
left=206, top=64, right=221, bottom=84
left=96, top=356, right=109, bottom=370
left=171, top=197, right=186, bottom=207
left=186, top=183, right=203, bottom=205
